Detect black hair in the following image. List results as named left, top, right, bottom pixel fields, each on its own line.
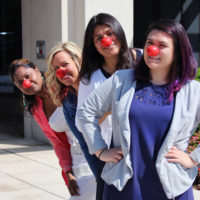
left=134, top=18, right=197, bottom=100
left=9, top=58, right=45, bottom=115
left=80, top=13, right=136, bottom=82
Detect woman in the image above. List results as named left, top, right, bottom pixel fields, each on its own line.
left=77, top=12, right=142, bottom=142
left=76, top=19, right=200, bottom=200
left=45, top=42, right=97, bottom=199
left=76, top=13, right=143, bottom=200
left=8, top=59, right=75, bottom=195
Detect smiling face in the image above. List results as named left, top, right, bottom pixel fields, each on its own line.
left=52, top=50, right=79, bottom=90
left=144, top=30, right=174, bottom=76
left=93, top=25, right=121, bottom=59
left=13, top=66, right=43, bottom=95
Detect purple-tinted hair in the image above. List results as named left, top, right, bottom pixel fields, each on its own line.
left=134, top=18, right=198, bottom=100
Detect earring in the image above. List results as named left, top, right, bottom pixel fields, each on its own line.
left=23, top=94, right=26, bottom=107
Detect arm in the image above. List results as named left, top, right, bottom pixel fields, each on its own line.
left=77, top=79, right=96, bottom=110
left=166, top=82, right=200, bottom=168
left=48, top=107, right=81, bottom=196
left=131, top=48, right=143, bottom=61
left=131, top=48, right=137, bottom=61
left=76, top=75, right=113, bottom=154
left=53, top=131, right=81, bottom=196
left=33, top=116, right=74, bottom=185
left=188, top=87, right=200, bottom=165
left=76, top=77, right=109, bottom=125
left=98, top=111, right=111, bottom=124
left=166, top=146, right=199, bottom=168
left=33, top=107, right=72, bottom=174
left=51, top=131, right=72, bottom=173
left=76, top=75, right=114, bottom=154
left=76, top=73, right=123, bottom=163
left=65, top=170, right=80, bottom=196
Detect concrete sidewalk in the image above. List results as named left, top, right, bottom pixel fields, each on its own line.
left=0, top=132, right=70, bottom=200
left=0, top=132, right=200, bottom=200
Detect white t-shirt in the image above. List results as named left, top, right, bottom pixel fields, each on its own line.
left=49, top=107, right=93, bottom=179
left=76, top=69, right=112, bottom=147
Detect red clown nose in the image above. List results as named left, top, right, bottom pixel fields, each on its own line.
left=56, top=68, right=67, bottom=79
left=22, top=79, right=31, bottom=89
left=147, top=45, right=160, bottom=57
left=101, top=37, right=112, bottom=48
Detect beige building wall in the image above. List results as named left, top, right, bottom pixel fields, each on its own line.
left=84, top=0, right=134, bottom=47
left=67, top=0, right=133, bottom=48
left=21, top=0, right=68, bottom=71
left=21, top=0, right=133, bottom=143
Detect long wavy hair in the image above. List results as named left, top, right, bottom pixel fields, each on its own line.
left=79, top=13, right=136, bottom=82
left=9, top=58, right=44, bottom=114
left=134, top=18, right=198, bottom=100
left=46, top=42, right=82, bottom=106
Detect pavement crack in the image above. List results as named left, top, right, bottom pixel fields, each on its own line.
left=0, top=171, right=66, bottom=199
left=0, top=148, right=58, bottom=170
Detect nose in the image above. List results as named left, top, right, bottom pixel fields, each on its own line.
left=101, top=37, right=112, bottom=48
left=22, top=79, right=31, bottom=89
left=56, top=67, right=67, bottom=79
left=147, top=45, right=160, bottom=57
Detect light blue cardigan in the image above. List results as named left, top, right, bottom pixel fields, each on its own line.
left=76, top=69, right=200, bottom=199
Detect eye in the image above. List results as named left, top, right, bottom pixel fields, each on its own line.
left=19, top=80, right=23, bottom=85
left=54, top=66, right=59, bottom=71
left=159, top=44, right=166, bottom=48
left=16, top=79, right=23, bottom=86
left=147, top=41, right=153, bottom=46
left=63, top=62, right=69, bottom=67
left=107, top=31, right=113, bottom=37
left=95, top=36, right=102, bottom=42
left=25, top=74, right=30, bottom=79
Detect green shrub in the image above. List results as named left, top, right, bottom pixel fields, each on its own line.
left=187, top=130, right=200, bottom=153
left=187, top=67, right=200, bottom=189
left=187, top=67, right=200, bottom=154
left=196, top=67, right=200, bottom=82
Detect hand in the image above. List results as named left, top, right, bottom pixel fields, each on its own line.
left=165, top=146, right=198, bottom=168
left=95, top=148, right=124, bottom=163
left=65, top=171, right=80, bottom=196
left=98, top=111, right=111, bottom=124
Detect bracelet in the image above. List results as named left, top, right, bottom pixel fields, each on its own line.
left=98, top=148, right=106, bottom=159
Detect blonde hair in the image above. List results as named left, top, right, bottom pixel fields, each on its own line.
left=46, top=42, right=82, bottom=106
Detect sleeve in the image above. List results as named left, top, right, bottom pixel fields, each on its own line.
left=190, top=145, right=200, bottom=164
left=33, top=113, right=72, bottom=174
left=77, top=78, right=96, bottom=110
left=75, top=77, right=98, bottom=130
left=52, top=131, right=72, bottom=173
left=189, top=82, right=200, bottom=164
left=135, top=48, right=143, bottom=61
left=49, top=106, right=71, bottom=134
left=76, top=74, right=115, bottom=154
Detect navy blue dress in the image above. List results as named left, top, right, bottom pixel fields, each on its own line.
left=103, top=80, right=194, bottom=200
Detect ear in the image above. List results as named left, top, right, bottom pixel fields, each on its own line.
left=35, top=67, right=39, bottom=71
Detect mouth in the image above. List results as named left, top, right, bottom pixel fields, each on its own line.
left=62, top=73, right=72, bottom=80
left=149, top=56, right=160, bottom=61
left=29, top=84, right=35, bottom=89
left=27, top=82, right=36, bottom=90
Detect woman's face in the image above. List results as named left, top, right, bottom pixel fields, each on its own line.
left=144, top=29, right=174, bottom=74
left=52, top=50, right=79, bottom=88
left=93, top=25, right=121, bottom=58
left=13, top=66, right=43, bottom=95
